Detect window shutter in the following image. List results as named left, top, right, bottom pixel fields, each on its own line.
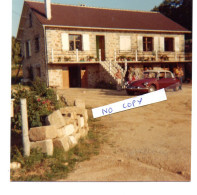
left=82, top=34, right=90, bottom=51
left=175, top=37, right=179, bottom=52
left=28, top=40, right=31, bottom=57
left=154, top=37, right=159, bottom=51
left=120, top=36, right=131, bottom=51
left=137, top=36, right=143, bottom=51
left=160, top=37, right=164, bottom=52
left=61, top=33, right=69, bottom=51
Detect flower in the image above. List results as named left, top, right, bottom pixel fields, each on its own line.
left=37, top=98, right=40, bottom=102
left=42, top=101, right=46, bottom=104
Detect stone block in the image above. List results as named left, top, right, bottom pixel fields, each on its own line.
left=30, top=139, right=53, bottom=156
left=29, top=126, right=57, bottom=141
left=45, top=110, right=66, bottom=128
left=74, top=133, right=81, bottom=141
left=60, top=107, right=88, bottom=121
left=53, top=136, right=70, bottom=152
left=68, top=136, right=78, bottom=148
left=77, top=116, right=85, bottom=128
left=74, top=99, right=86, bottom=109
left=61, top=124, right=76, bottom=136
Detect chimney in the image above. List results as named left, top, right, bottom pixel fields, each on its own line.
left=45, top=0, right=51, bottom=20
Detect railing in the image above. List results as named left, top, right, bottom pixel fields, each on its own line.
left=47, top=48, right=191, bottom=64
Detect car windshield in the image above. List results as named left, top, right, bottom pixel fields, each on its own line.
left=143, top=72, right=157, bottom=79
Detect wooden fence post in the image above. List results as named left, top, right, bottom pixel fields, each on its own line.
left=20, top=98, right=30, bottom=156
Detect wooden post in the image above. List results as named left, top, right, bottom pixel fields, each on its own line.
left=135, top=50, right=138, bottom=61
left=76, top=49, right=79, bottom=62
left=124, top=59, right=128, bottom=76
left=20, top=98, right=30, bottom=156
left=99, top=49, right=101, bottom=62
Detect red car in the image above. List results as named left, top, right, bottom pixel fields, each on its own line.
left=126, top=70, right=181, bottom=95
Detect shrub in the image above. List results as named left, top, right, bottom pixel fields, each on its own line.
left=11, top=80, right=64, bottom=130
left=95, top=80, right=116, bottom=90
left=31, top=77, right=47, bottom=96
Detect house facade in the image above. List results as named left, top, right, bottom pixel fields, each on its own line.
left=17, top=0, right=191, bottom=88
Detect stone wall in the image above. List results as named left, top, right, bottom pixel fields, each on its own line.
left=48, top=65, right=63, bottom=88
left=45, top=28, right=185, bottom=63
left=29, top=101, right=89, bottom=155
left=20, top=4, right=47, bottom=82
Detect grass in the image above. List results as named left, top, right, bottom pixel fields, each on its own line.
left=10, top=116, right=107, bottom=181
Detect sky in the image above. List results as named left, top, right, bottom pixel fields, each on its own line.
left=12, top=0, right=164, bottom=37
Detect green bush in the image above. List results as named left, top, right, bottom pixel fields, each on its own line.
left=11, top=79, right=64, bottom=130
left=95, top=80, right=116, bottom=90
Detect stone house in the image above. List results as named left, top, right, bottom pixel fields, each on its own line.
left=17, top=0, right=191, bottom=88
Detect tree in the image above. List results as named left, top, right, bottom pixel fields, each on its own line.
left=152, top=0, right=192, bottom=39
left=12, top=36, right=22, bottom=66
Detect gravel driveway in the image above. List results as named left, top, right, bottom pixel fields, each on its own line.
left=57, top=84, right=191, bottom=181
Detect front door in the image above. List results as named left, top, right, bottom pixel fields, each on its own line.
left=96, top=36, right=105, bottom=61
left=81, top=66, right=88, bottom=88
left=62, top=67, right=69, bottom=88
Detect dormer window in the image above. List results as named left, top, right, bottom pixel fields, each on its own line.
left=29, top=13, right=32, bottom=28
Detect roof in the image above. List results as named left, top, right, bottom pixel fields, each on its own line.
left=24, top=1, right=189, bottom=33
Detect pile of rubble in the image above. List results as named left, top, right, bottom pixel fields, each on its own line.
left=29, top=99, right=89, bottom=155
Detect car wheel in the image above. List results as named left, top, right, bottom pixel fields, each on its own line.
left=148, top=85, right=156, bottom=93
left=127, top=91, right=134, bottom=95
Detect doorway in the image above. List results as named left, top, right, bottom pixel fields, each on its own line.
left=96, top=36, right=105, bottom=61
left=81, top=66, right=88, bottom=88
left=69, top=66, right=81, bottom=87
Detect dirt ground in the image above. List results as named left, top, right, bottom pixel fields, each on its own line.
left=57, top=84, right=191, bottom=181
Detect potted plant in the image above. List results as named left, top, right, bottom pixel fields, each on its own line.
left=80, top=57, right=85, bottom=62
left=64, top=56, right=71, bottom=62
left=119, top=55, right=126, bottom=61
left=87, top=56, right=94, bottom=61
left=127, top=57, right=132, bottom=61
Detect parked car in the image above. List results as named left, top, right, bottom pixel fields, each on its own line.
left=125, top=70, right=181, bottom=95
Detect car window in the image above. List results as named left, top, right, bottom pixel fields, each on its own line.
left=165, top=72, right=172, bottom=78
left=158, top=72, right=165, bottom=79
left=143, top=72, right=157, bottom=78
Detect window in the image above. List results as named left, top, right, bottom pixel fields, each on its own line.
left=143, top=37, right=153, bottom=51
left=29, top=13, right=32, bottom=28
left=165, top=38, right=174, bottom=51
left=165, top=72, right=172, bottom=78
left=34, top=36, right=40, bottom=52
left=26, top=40, right=31, bottom=58
left=69, top=35, right=82, bottom=51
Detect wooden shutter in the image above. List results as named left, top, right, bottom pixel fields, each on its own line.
left=137, top=36, right=143, bottom=51
left=154, top=37, right=159, bottom=51
left=61, top=33, right=69, bottom=51
left=175, top=37, right=180, bottom=52
left=28, top=40, right=31, bottom=57
left=160, top=37, right=164, bottom=52
left=120, top=36, right=131, bottom=51
left=82, top=34, right=90, bottom=51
